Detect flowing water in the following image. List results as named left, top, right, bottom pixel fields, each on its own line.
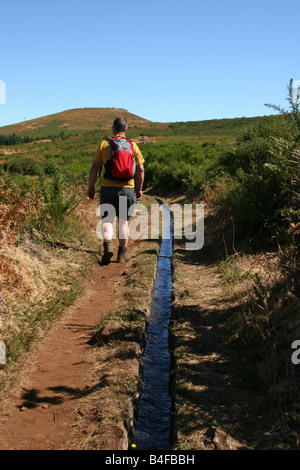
left=133, top=205, right=173, bottom=450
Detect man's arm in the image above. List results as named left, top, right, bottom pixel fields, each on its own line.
left=88, top=160, right=101, bottom=199
left=135, top=163, right=144, bottom=201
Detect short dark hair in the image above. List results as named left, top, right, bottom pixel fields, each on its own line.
left=113, top=117, right=128, bottom=133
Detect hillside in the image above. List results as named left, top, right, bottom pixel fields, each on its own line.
left=0, top=107, right=282, bottom=145
left=0, top=108, right=156, bottom=138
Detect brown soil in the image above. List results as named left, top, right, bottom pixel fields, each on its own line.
left=170, top=204, right=287, bottom=450
left=0, top=239, right=143, bottom=450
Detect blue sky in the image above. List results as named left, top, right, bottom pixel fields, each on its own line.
left=1, top=0, right=299, bottom=127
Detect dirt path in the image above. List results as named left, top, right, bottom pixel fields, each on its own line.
left=0, top=199, right=283, bottom=451
left=170, top=205, right=280, bottom=450
left=0, top=241, right=139, bottom=450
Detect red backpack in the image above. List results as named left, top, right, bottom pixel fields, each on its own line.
left=104, top=137, right=136, bottom=181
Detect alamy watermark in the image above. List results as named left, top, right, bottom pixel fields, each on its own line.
left=292, top=80, right=300, bottom=105
left=0, top=80, right=6, bottom=104
left=291, top=340, right=300, bottom=365
left=96, top=200, right=204, bottom=251
left=0, top=340, right=6, bottom=365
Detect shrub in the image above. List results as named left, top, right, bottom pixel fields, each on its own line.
left=2, top=157, right=40, bottom=175
left=37, top=168, right=81, bottom=226
left=142, top=142, right=225, bottom=194
left=214, top=80, right=300, bottom=244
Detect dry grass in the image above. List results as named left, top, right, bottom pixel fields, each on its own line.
left=0, top=108, right=153, bottom=135
left=0, top=189, right=100, bottom=371
left=0, top=238, right=93, bottom=363
left=171, top=215, right=300, bottom=450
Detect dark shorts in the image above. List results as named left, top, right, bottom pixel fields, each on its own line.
left=100, top=186, right=136, bottom=221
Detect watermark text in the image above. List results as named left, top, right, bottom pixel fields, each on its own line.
left=0, top=80, right=6, bottom=104
left=292, top=80, right=300, bottom=105
left=291, top=340, right=300, bottom=365
left=0, top=340, right=6, bottom=365
left=96, top=201, right=204, bottom=251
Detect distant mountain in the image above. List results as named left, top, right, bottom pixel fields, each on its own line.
left=0, top=107, right=281, bottom=145
left=0, top=108, right=154, bottom=137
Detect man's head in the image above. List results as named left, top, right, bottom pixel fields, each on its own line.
left=112, top=117, right=128, bottom=134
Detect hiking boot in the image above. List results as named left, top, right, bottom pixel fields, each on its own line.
left=117, top=246, right=129, bottom=263
left=101, top=240, right=114, bottom=265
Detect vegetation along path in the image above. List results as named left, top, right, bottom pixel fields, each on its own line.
left=0, top=195, right=291, bottom=450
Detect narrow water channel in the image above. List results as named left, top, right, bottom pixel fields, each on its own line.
left=133, top=204, right=173, bottom=450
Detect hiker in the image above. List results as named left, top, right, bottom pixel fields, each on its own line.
left=88, top=117, right=145, bottom=264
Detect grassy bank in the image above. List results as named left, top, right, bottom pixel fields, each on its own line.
left=0, top=164, right=100, bottom=380
left=170, top=202, right=300, bottom=449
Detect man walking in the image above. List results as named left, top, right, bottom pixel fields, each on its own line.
left=88, top=117, right=145, bottom=264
